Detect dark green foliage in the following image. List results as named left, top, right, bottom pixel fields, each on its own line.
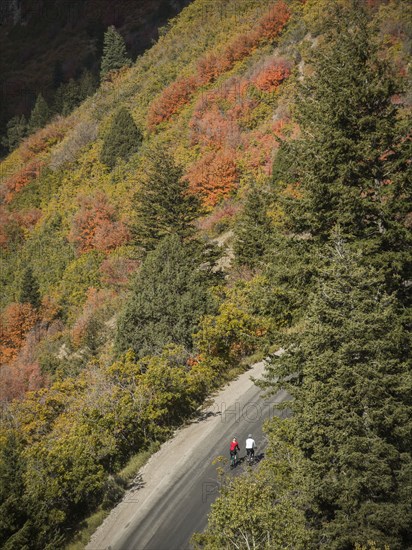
left=254, top=235, right=319, bottom=327
left=78, top=69, right=97, bottom=100
left=100, top=25, right=131, bottom=79
left=19, top=267, right=41, bottom=309
left=0, top=432, right=28, bottom=546
left=131, top=145, right=201, bottom=254
left=52, top=71, right=97, bottom=117
left=28, top=94, right=50, bottom=134
left=233, top=184, right=273, bottom=269
left=53, top=79, right=80, bottom=116
left=261, top=242, right=412, bottom=549
left=277, top=4, right=411, bottom=297
left=100, top=107, right=142, bottom=169
left=116, top=234, right=217, bottom=358
left=1, top=115, right=27, bottom=151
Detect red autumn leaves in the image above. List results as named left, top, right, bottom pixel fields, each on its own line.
left=68, top=192, right=131, bottom=254
left=147, top=1, right=291, bottom=129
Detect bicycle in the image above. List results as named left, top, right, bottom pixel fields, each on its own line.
left=230, top=450, right=238, bottom=468
left=246, top=448, right=255, bottom=465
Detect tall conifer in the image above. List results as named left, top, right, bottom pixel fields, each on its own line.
left=28, top=94, right=50, bottom=133
left=262, top=240, right=412, bottom=548
left=115, top=234, right=216, bottom=358
left=19, top=267, right=41, bottom=309
left=278, top=2, right=411, bottom=299
left=233, top=185, right=273, bottom=269
left=131, top=145, right=201, bottom=254
left=100, top=107, right=142, bottom=169
left=100, top=26, right=131, bottom=79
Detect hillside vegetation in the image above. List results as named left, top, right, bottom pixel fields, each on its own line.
left=0, top=0, right=411, bottom=548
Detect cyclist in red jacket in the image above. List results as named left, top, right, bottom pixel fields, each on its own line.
left=230, top=437, right=240, bottom=467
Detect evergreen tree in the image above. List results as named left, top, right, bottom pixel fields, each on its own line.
left=0, top=432, right=28, bottom=546
left=278, top=2, right=411, bottom=300
left=261, top=240, right=412, bottom=548
left=19, top=267, right=41, bottom=309
left=54, top=79, right=81, bottom=116
left=1, top=115, right=27, bottom=151
left=131, top=145, right=201, bottom=253
left=115, top=234, right=217, bottom=358
left=100, top=25, right=131, bottom=79
left=100, top=107, right=142, bottom=169
left=233, top=184, right=274, bottom=269
left=28, top=94, right=50, bottom=133
left=78, top=69, right=97, bottom=101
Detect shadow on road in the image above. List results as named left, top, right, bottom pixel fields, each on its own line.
left=189, top=410, right=222, bottom=424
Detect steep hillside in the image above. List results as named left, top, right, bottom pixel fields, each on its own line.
left=0, top=0, right=192, bottom=147
left=0, top=0, right=410, bottom=548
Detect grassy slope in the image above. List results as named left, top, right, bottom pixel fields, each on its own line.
left=0, top=0, right=409, bottom=386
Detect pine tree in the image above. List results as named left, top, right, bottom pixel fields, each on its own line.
left=115, top=234, right=217, bottom=358
left=278, top=2, right=411, bottom=299
left=131, top=145, right=201, bottom=253
left=28, top=94, right=50, bottom=133
left=1, top=115, right=27, bottom=151
left=100, top=26, right=131, bottom=79
left=233, top=184, right=274, bottom=269
left=19, top=267, right=41, bottom=310
left=261, top=240, right=412, bottom=548
left=100, top=107, right=142, bottom=169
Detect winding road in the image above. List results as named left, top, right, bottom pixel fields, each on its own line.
left=88, top=358, right=289, bottom=550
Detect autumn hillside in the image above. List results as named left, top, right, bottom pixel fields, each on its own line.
left=0, top=0, right=411, bottom=548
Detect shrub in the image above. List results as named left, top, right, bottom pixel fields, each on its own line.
left=0, top=303, right=38, bottom=365
left=252, top=59, right=292, bottom=91
left=2, top=161, right=44, bottom=203
left=147, top=76, right=197, bottom=129
left=185, top=149, right=239, bottom=207
left=50, top=120, right=98, bottom=171
left=68, top=192, right=131, bottom=254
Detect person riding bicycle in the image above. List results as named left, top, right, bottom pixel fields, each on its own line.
left=245, top=434, right=256, bottom=461
left=230, top=437, right=240, bottom=464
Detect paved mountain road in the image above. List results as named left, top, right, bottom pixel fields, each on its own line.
left=88, top=359, right=289, bottom=550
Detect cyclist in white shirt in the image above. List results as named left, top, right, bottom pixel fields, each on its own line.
left=245, top=434, right=256, bottom=461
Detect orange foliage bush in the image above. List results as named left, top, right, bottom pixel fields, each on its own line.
left=147, top=76, right=197, bottom=128
left=19, top=116, right=70, bottom=162
left=68, top=192, right=131, bottom=254
left=3, top=160, right=44, bottom=203
left=185, top=149, right=239, bottom=207
left=0, top=317, right=52, bottom=401
left=0, top=360, right=44, bottom=403
left=196, top=53, right=221, bottom=85
left=255, top=1, right=291, bottom=42
left=100, top=256, right=140, bottom=289
left=190, top=101, right=241, bottom=148
left=0, top=207, right=41, bottom=249
left=253, top=59, right=291, bottom=91
left=222, top=33, right=256, bottom=69
left=0, top=207, right=14, bottom=248
left=0, top=302, right=38, bottom=365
